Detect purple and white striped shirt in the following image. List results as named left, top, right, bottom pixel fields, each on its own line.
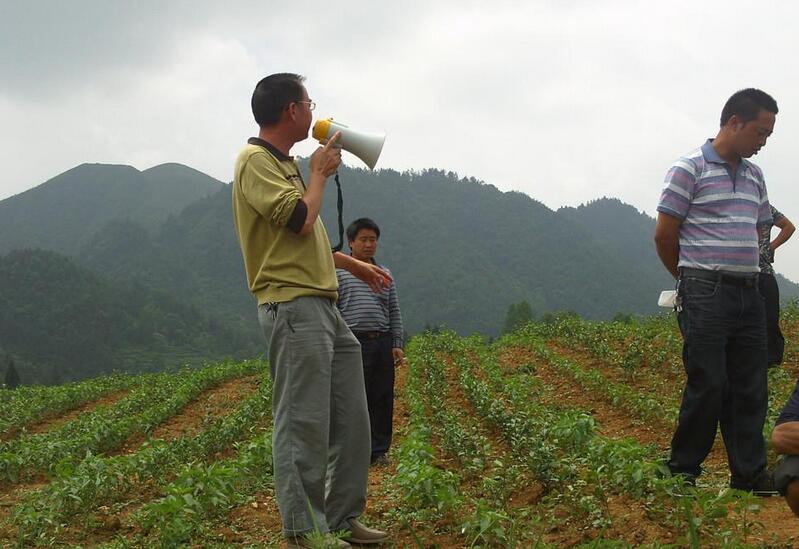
left=657, top=140, right=772, bottom=273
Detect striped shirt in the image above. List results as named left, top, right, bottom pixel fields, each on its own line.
left=657, top=140, right=772, bottom=273
left=336, top=264, right=404, bottom=349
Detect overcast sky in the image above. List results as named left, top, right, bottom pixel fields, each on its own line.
left=2, top=1, right=799, bottom=279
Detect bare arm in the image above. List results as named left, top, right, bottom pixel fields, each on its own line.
left=333, top=252, right=392, bottom=293
left=654, top=212, right=682, bottom=279
left=771, top=216, right=796, bottom=253
left=299, top=132, right=342, bottom=235
left=772, top=422, right=799, bottom=455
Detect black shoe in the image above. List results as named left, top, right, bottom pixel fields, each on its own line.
left=731, top=472, right=778, bottom=497
left=370, top=454, right=389, bottom=467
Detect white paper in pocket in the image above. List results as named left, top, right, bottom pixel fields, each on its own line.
left=658, top=290, right=677, bottom=308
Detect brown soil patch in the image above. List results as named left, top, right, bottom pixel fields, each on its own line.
left=41, top=493, right=156, bottom=548
left=745, top=496, right=799, bottom=546
left=543, top=494, right=677, bottom=547
left=115, top=374, right=261, bottom=454
left=604, top=494, right=677, bottom=545
left=226, top=492, right=283, bottom=545
left=507, top=483, right=545, bottom=509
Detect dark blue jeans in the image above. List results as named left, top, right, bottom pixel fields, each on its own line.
left=669, top=274, right=768, bottom=487
left=358, top=334, right=395, bottom=460
left=759, top=273, right=785, bottom=366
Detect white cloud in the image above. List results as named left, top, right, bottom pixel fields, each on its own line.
left=2, top=0, right=799, bottom=280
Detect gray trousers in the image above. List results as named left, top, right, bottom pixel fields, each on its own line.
left=258, top=296, right=370, bottom=537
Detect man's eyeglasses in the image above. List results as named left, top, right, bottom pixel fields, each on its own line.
left=295, top=100, right=316, bottom=111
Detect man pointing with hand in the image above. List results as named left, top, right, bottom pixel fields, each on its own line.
left=232, top=73, right=390, bottom=548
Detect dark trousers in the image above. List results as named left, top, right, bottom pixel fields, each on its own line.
left=669, top=274, right=768, bottom=486
left=358, top=334, right=395, bottom=459
left=759, top=273, right=785, bottom=366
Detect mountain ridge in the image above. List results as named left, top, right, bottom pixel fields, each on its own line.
left=3, top=161, right=798, bottom=383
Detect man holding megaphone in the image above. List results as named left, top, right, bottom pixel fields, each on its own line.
left=232, top=73, right=390, bottom=548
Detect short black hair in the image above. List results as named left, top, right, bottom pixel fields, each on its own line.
left=720, top=88, right=778, bottom=126
left=347, top=218, right=381, bottom=242
left=251, top=73, right=306, bottom=127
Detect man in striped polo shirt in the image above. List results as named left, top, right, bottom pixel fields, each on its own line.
left=336, top=218, right=404, bottom=466
left=654, top=88, right=778, bottom=494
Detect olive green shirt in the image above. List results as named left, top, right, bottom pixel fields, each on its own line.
left=232, top=141, right=337, bottom=304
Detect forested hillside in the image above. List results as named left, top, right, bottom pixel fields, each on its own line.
left=0, top=250, right=259, bottom=384
left=77, top=164, right=681, bottom=334
left=2, top=161, right=798, bottom=384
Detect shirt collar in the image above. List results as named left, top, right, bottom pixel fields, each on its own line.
left=248, top=137, right=292, bottom=161
left=701, top=138, right=749, bottom=169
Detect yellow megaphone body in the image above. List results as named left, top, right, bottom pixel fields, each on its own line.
left=312, top=118, right=386, bottom=170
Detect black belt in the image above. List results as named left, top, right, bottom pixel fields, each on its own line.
left=680, top=268, right=758, bottom=289
left=353, top=331, right=390, bottom=340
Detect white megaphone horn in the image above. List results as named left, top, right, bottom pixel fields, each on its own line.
left=312, top=118, right=385, bottom=170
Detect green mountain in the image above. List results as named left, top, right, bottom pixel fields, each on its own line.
left=0, top=249, right=259, bottom=385
left=79, top=166, right=674, bottom=335
left=0, top=163, right=224, bottom=256
left=3, top=161, right=798, bottom=384
left=78, top=188, right=259, bottom=344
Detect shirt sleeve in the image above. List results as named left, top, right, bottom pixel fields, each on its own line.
left=388, top=278, right=404, bottom=349
left=771, top=205, right=785, bottom=224
left=777, top=380, right=799, bottom=426
left=240, top=153, right=303, bottom=227
left=756, top=170, right=772, bottom=226
left=656, top=158, right=697, bottom=221
left=335, top=269, right=348, bottom=307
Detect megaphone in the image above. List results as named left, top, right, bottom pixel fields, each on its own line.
left=312, top=118, right=385, bottom=170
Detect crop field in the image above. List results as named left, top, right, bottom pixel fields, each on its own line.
left=3, top=307, right=799, bottom=547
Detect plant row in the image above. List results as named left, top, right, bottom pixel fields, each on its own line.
left=0, top=372, right=141, bottom=438
left=528, top=314, right=682, bottom=377
left=502, top=331, right=677, bottom=423
left=10, top=362, right=270, bottom=543
left=0, top=360, right=261, bottom=483
left=131, top=427, right=274, bottom=547
left=441, top=332, right=765, bottom=546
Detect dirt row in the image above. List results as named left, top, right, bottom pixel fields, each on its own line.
left=526, top=341, right=799, bottom=547
left=206, top=364, right=421, bottom=548
left=10, top=334, right=799, bottom=547
left=0, top=373, right=263, bottom=547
